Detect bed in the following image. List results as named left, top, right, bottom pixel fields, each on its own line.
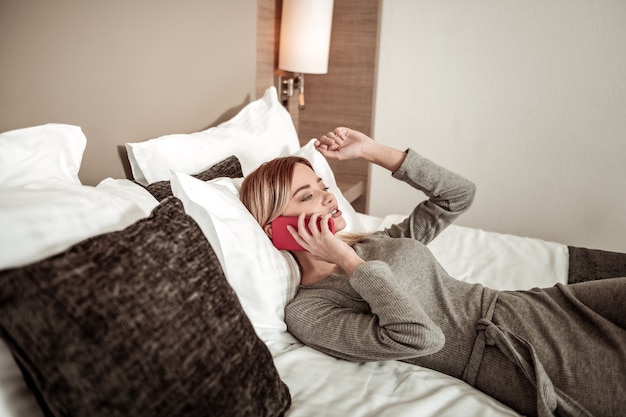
left=6, top=86, right=620, bottom=417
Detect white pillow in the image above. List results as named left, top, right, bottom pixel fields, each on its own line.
left=0, top=123, right=86, bottom=187
left=294, top=139, right=364, bottom=233
left=0, top=183, right=155, bottom=270
left=96, top=177, right=160, bottom=214
left=170, top=171, right=301, bottom=347
left=168, top=141, right=364, bottom=345
left=126, top=86, right=300, bottom=185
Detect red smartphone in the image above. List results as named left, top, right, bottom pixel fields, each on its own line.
left=271, top=216, right=336, bottom=251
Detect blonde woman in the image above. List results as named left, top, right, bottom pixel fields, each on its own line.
left=240, top=127, right=626, bottom=417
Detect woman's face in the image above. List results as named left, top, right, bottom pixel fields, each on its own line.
left=281, top=163, right=347, bottom=231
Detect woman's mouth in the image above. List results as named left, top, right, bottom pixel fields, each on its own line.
left=330, top=208, right=342, bottom=218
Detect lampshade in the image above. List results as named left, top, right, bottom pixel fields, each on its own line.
left=278, top=0, right=334, bottom=74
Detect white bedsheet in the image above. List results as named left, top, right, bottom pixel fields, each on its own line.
left=274, top=346, right=519, bottom=417
left=271, top=213, right=569, bottom=417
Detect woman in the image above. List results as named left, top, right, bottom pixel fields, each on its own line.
left=240, top=127, right=626, bottom=417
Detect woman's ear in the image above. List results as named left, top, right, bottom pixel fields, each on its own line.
left=263, top=223, right=273, bottom=239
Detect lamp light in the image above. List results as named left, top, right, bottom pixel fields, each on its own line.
left=277, top=0, right=334, bottom=110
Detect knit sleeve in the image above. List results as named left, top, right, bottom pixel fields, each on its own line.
left=284, top=260, right=444, bottom=362
left=383, top=148, right=476, bottom=245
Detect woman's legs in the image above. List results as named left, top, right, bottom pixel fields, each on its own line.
left=484, top=280, right=626, bottom=416
left=567, top=246, right=626, bottom=284
left=563, top=277, right=626, bottom=329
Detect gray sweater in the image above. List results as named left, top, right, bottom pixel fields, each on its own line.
left=286, top=149, right=484, bottom=370
left=285, top=149, right=626, bottom=417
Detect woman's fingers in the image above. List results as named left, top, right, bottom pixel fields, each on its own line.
left=288, top=213, right=334, bottom=250
left=317, top=129, right=347, bottom=150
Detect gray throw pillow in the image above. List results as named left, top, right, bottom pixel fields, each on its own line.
left=142, top=155, right=243, bottom=201
left=0, top=197, right=291, bottom=417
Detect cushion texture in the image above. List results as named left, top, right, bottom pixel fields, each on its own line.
left=0, top=198, right=291, bottom=417
left=567, top=245, right=626, bottom=283
left=143, top=155, right=242, bottom=201
left=0, top=178, right=157, bottom=417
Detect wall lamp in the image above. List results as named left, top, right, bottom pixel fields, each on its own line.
left=277, top=0, right=334, bottom=110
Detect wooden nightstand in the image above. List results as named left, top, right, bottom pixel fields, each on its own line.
left=337, top=179, right=365, bottom=204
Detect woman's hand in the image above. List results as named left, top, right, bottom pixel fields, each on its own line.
left=288, top=213, right=364, bottom=275
left=315, top=127, right=407, bottom=173
left=315, top=127, right=373, bottom=161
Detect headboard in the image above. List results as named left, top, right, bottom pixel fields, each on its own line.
left=0, top=0, right=260, bottom=185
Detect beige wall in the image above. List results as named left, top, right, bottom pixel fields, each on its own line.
left=0, top=1, right=256, bottom=185
left=371, top=0, right=626, bottom=252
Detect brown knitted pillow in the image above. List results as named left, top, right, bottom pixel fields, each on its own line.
left=142, top=155, right=243, bottom=201
left=0, top=197, right=290, bottom=417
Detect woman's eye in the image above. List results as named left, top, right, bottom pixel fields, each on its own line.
left=301, top=194, right=313, bottom=201
left=322, top=187, right=329, bottom=191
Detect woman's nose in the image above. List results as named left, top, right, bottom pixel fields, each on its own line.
left=323, top=190, right=335, bottom=204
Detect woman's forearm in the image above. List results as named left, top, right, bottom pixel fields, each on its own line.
left=361, top=141, right=407, bottom=173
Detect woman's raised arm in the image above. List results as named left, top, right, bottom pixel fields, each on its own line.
left=315, top=127, right=406, bottom=173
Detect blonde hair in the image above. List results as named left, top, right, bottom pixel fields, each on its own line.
left=240, top=156, right=312, bottom=228
left=240, top=156, right=370, bottom=246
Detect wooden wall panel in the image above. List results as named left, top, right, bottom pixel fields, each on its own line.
left=256, top=0, right=381, bottom=213
left=297, top=0, right=380, bottom=213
